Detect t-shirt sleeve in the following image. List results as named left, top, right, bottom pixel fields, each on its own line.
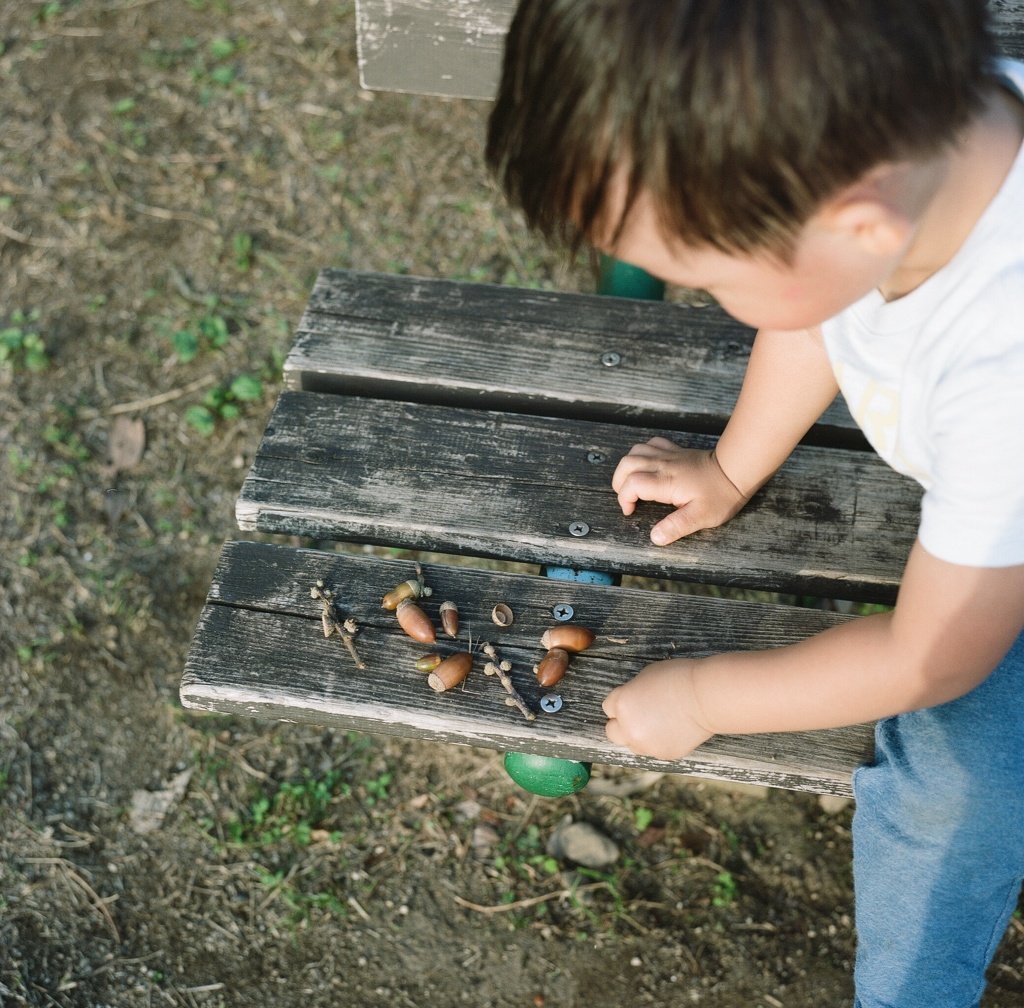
left=918, top=276, right=1024, bottom=567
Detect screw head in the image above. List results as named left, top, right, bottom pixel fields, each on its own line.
left=600, top=351, right=622, bottom=367
left=586, top=451, right=606, bottom=464
left=539, top=694, right=563, bottom=713
left=552, top=603, right=574, bottom=621
left=568, top=521, right=590, bottom=537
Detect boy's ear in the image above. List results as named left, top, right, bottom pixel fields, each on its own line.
left=818, top=168, right=914, bottom=258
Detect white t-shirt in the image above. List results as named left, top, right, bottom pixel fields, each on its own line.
left=820, top=58, right=1024, bottom=568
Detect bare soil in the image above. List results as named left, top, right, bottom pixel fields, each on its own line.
left=1, top=2, right=1022, bottom=1006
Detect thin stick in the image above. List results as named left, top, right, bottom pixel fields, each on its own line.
left=482, top=647, right=535, bottom=721
left=106, top=375, right=216, bottom=415
left=310, top=582, right=366, bottom=669
left=453, top=881, right=608, bottom=914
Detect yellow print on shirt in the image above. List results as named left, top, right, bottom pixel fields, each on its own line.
left=833, top=361, right=900, bottom=459
left=833, top=361, right=930, bottom=484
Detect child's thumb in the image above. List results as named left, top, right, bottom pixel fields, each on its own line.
left=650, top=506, right=699, bottom=545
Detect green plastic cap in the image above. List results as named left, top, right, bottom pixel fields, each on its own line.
left=503, top=752, right=592, bottom=797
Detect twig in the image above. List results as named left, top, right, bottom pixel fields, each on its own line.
left=24, top=858, right=122, bottom=944
left=453, top=881, right=608, bottom=914
left=106, top=375, right=216, bottom=415
left=481, top=643, right=535, bottom=721
left=0, top=221, right=69, bottom=250
left=310, top=581, right=366, bottom=669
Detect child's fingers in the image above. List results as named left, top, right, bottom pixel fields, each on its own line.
left=615, top=469, right=671, bottom=515
left=644, top=436, right=678, bottom=451
left=604, top=716, right=629, bottom=749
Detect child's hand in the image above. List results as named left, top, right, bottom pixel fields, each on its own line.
left=611, top=438, right=748, bottom=545
left=602, top=659, right=714, bottom=760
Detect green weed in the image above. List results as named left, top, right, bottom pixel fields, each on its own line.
left=0, top=310, right=48, bottom=372
left=184, top=374, right=263, bottom=436
left=634, top=806, right=654, bottom=833
left=225, top=768, right=349, bottom=848
left=171, top=311, right=231, bottom=363
left=253, top=866, right=347, bottom=924
left=711, top=870, right=738, bottom=907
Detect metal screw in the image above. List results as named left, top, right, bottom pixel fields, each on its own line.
left=569, top=521, right=590, bottom=537
left=600, top=351, right=622, bottom=367
left=552, top=603, right=574, bottom=621
left=586, top=451, right=606, bottom=464
left=539, top=694, right=563, bottom=713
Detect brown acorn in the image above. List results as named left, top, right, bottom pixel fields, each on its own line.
left=427, top=652, right=473, bottom=692
left=415, top=654, right=443, bottom=673
left=382, top=579, right=424, bottom=611
left=535, top=648, right=570, bottom=688
left=439, top=600, right=459, bottom=638
left=396, top=598, right=436, bottom=643
left=540, top=624, right=595, bottom=653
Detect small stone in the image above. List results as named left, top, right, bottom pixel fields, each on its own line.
left=818, top=794, right=853, bottom=815
left=546, top=817, right=620, bottom=869
left=470, top=825, right=500, bottom=853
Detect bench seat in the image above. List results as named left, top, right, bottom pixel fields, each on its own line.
left=181, top=540, right=871, bottom=796
left=182, top=269, right=919, bottom=796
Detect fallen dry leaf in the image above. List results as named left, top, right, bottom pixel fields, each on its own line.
left=107, top=415, right=145, bottom=474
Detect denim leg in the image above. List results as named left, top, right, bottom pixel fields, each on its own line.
left=851, top=630, right=1024, bottom=1008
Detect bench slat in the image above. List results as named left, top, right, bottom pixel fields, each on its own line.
left=287, top=270, right=862, bottom=445
left=356, top=1, right=1024, bottom=99
left=181, top=541, right=873, bottom=795
left=238, top=391, right=917, bottom=604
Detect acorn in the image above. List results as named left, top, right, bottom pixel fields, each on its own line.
left=535, top=647, right=570, bottom=688
left=415, top=653, right=443, bottom=673
left=395, top=598, right=436, bottom=643
left=540, top=625, right=595, bottom=653
left=427, top=652, right=473, bottom=692
left=439, top=600, right=459, bottom=638
left=382, top=579, right=432, bottom=611
left=491, top=603, right=514, bottom=627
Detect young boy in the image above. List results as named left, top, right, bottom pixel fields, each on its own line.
left=486, top=2, right=1024, bottom=1006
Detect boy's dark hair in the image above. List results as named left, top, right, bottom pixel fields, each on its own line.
left=486, top=0, right=997, bottom=259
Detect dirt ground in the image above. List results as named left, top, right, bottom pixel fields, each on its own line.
left=1, top=2, right=1023, bottom=1006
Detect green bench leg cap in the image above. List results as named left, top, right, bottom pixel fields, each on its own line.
left=503, top=752, right=592, bottom=797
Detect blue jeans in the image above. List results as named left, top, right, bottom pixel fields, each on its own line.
left=852, top=629, right=1024, bottom=1008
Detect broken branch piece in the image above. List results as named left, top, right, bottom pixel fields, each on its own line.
left=310, top=581, right=366, bottom=669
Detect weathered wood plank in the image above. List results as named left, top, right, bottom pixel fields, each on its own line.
left=181, top=541, right=873, bottom=795
left=239, top=391, right=918, bottom=604
left=355, top=0, right=1024, bottom=99
left=355, top=0, right=514, bottom=98
left=286, top=269, right=862, bottom=445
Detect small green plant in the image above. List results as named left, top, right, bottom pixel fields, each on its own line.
left=184, top=374, right=263, bottom=436
left=225, top=768, right=349, bottom=848
left=34, top=1, right=65, bottom=23
left=634, top=806, right=655, bottom=833
left=190, top=36, right=247, bottom=97
left=172, top=312, right=231, bottom=363
left=362, top=770, right=392, bottom=806
left=232, top=233, right=254, bottom=272
left=111, top=97, right=150, bottom=150
left=711, top=870, right=738, bottom=907
left=253, top=866, right=347, bottom=924
left=0, top=310, right=48, bottom=371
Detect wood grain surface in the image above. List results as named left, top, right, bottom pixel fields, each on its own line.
left=239, top=391, right=919, bottom=603
left=287, top=269, right=863, bottom=445
left=182, top=541, right=874, bottom=795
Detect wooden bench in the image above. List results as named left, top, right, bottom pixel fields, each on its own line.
left=181, top=270, right=924, bottom=797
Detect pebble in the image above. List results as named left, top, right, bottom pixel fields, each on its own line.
left=546, top=817, right=620, bottom=869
